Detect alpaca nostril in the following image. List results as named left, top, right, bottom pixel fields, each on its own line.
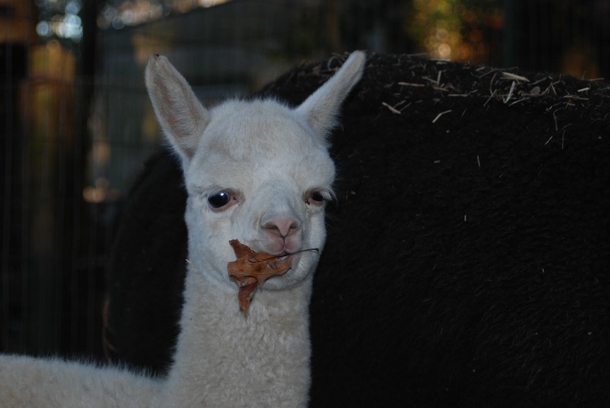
left=262, top=217, right=301, bottom=238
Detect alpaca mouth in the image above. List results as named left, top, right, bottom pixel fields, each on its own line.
left=258, top=248, right=319, bottom=270
left=272, top=252, right=292, bottom=265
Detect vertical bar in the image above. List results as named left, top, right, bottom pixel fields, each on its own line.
left=1, top=27, right=14, bottom=354
left=502, top=0, right=516, bottom=67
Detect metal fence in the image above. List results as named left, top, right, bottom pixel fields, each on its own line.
left=1, top=0, right=609, bottom=360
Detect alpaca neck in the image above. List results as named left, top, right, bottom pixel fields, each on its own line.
left=162, top=263, right=312, bottom=407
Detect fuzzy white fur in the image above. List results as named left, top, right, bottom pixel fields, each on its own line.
left=0, top=51, right=365, bottom=407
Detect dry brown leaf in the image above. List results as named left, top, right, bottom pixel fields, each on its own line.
left=227, top=239, right=293, bottom=314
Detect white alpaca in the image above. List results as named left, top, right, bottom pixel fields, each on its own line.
left=0, top=51, right=365, bottom=407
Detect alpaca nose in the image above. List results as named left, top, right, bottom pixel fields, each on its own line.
left=261, top=216, right=301, bottom=239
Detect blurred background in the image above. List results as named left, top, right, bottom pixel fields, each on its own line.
left=1, top=0, right=609, bottom=361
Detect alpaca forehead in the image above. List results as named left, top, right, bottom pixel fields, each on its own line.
left=201, top=100, right=323, bottom=160
left=187, top=100, right=335, bottom=190
left=189, top=148, right=335, bottom=193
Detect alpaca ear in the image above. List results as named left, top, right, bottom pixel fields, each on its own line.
left=295, top=51, right=365, bottom=138
left=145, top=54, right=210, bottom=166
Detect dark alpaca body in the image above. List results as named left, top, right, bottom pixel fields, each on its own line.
left=106, top=54, right=610, bottom=406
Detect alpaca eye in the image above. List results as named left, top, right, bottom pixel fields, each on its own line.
left=306, top=191, right=326, bottom=206
left=208, top=191, right=232, bottom=209
left=311, top=192, right=325, bottom=202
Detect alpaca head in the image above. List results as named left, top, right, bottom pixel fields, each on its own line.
left=145, top=52, right=365, bottom=292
